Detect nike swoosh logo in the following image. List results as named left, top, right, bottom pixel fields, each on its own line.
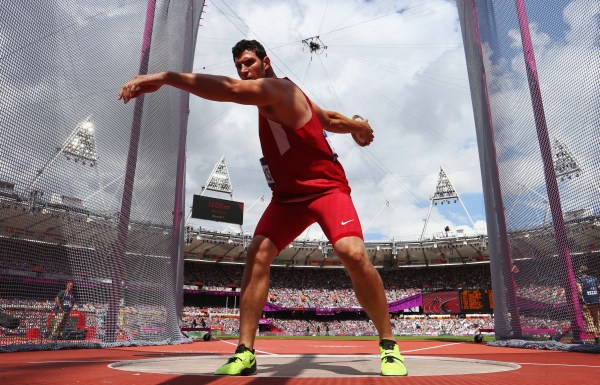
left=341, top=219, right=354, bottom=226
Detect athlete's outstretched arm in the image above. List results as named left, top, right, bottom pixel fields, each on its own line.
left=312, top=103, right=374, bottom=144
left=118, top=71, right=281, bottom=106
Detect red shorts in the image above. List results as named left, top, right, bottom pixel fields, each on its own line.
left=254, top=192, right=363, bottom=252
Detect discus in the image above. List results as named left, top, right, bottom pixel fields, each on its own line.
left=351, top=115, right=370, bottom=147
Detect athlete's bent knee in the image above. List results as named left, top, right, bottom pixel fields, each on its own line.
left=339, top=249, right=370, bottom=271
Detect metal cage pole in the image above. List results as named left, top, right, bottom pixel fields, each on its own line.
left=458, top=0, right=522, bottom=338
left=514, top=0, right=584, bottom=342
left=107, top=0, right=157, bottom=343
left=168, top=0, right=200, bottom=340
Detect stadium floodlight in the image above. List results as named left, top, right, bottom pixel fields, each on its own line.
left=202, top=157, right=233, bottom=194
left=420, top=167, right=476, bottom=241
left=62, top=116, right=99, bottom=167
left=552, top=139, right=581, bottom=181
left=28, top=115, right=98, bottom=191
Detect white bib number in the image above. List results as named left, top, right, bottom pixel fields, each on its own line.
left=260, top=157, right=275, bottom=187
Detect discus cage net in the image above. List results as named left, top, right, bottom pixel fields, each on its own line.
left=0, top=0, right=205, bottom=351
left=458, top=0, right=599, bottom=351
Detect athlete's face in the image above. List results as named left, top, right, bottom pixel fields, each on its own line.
left=234, top=50, right=270, bottom=80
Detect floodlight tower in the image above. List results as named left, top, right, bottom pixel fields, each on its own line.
left=507, top=139, right=583, bottom=227
left=28, top=115, right=98, bottom=191
left=552, top=139, right=581, bottom=181
left=201, top=156, right=234, bottom=198
left=420, top=167, right=476, bottom=241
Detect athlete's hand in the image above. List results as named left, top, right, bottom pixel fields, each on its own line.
left=118, top=73, right=166, bottom=104
left=351, top=115, right=374, bottom=147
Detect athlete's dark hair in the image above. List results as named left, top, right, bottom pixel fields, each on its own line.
left=232, top=39, right=267, bottom=61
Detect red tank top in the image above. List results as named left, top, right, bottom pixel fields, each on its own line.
left=258, top=80, right=350, bottom=203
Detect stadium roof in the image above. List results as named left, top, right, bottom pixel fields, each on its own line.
left=1, top=190, right=597, bottom=269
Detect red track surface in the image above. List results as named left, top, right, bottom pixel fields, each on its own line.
left=1, top=338, right=598, bottom=385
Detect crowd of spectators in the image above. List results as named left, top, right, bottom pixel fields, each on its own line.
left=184, top=262, right=491, bottom=308
left=279, top=316, right=493, bottom=337
left=519, top=314, right=568, bottom=333
left=0, top=298, right=581, bottom=341
left=517, top=284, right=567, bottom=304
left=271, top=319, right=376, bottom=336
left=0, top=298, right=174, bottom=342
left=178, top=306, right=499, bottom=337
left=177, top=262, right=576, bottom=338
left=0, top=251, right=590, bottom=342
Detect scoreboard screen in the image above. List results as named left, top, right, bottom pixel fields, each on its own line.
left=459, top=289, right=494, bottom=313
left=191, top=195, right=244, bottom=225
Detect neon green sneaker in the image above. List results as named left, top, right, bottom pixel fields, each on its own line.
left=379, top=339, right=408, bottom=376
left=214, top=344, right=257, bottom=376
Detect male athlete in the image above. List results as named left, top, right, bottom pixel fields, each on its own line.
left=119, top=39, right=407, bottom=376
left=50, top=280, right=75, bottom=340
